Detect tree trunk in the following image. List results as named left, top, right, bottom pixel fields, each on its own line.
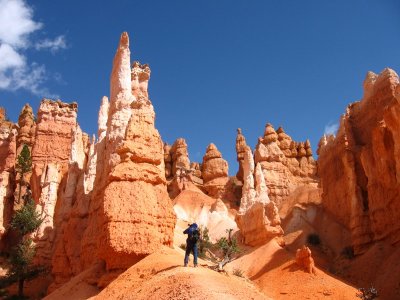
left=18, top=278, right=24, bottom=297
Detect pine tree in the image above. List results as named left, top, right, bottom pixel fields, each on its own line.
left=15, top=145, right=32, bottom=203
left=0, top=147, right=44, bottom=298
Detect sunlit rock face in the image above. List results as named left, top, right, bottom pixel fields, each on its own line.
left=236, top=146, right=283, bottom=246
left=81, top=32, right=175, bottom=273
left=235, top=126, right=318, bottom=215
left=318, top=68, right=400, bottom=254
left=30, top=99, right=79, bottom=266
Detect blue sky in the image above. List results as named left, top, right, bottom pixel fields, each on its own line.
left=1, top=0, right=400, bottom=174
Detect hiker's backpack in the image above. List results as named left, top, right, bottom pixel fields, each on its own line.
left=189, top=228, right=200, bottom=243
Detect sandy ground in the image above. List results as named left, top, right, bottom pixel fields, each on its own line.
left=91, top=246, right=270, bottom=300
left=227, top=240, right=359, bottom=300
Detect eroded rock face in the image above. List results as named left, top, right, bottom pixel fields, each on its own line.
left=202, top=143, right=228, bottom=183
left=31, top=99, right=78, bottom=265
left=253, top=123, right=317, bottom=209
left=201, top=143, right=230, bottom=200
left=236, top=146, right=283, bottom=246
left=0, top=111, right=16, bottom=236
left=16, top=104, right=36, bottom=153
left=100, top=70, right=175, bottom=271
left=170, top=138, right=190, bottom=176
left=235, top=128, right=248, bottom=181
left=107, top=32, right=134, bottom=170
left=318, top=68, right=400, bottom=254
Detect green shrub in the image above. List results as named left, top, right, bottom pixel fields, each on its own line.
left=199, top=227, right=212, bottom=256
left=216, top=229, right=240, bottom=258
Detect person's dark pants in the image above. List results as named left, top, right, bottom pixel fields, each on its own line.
left=184, top=242, right=198, bottom=266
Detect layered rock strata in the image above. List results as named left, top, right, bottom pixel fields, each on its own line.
left=318, top=68, right=400, bottom=254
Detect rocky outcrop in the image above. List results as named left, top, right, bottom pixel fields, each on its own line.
left=30, top=99, right=79, bottom=265
left=16, top=104, right=36, bottom=153
left=252, top=123, right=317, bottom=209
left=106, top=32, right=134, bottom=170
left=13, top=104, right=36, bottom=208
left=235, top=128, right=248, bottom=182
left=100, top=73, right=175, bottom=271
left=201, top=143, right=234, bottom=201
left=201, top=143, right=228, bottom=183
left=170, top=138, right=190, bottom=176
left=236, top=146, right=283, bottom=246
left=164, top=143, right=172, bottom=178
left=295, top=246, right=316, bottom=274
left=0, top=110, right=16, bottom=236
left=318, top=68, right=400, bottom=254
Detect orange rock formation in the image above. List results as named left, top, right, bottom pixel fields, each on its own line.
left=318, top=68, right=400, bottom=254
left=295, top=246, right=316, bottom=274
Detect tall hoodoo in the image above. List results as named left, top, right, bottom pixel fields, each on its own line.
left=96, top=34, right=176, bottom=271
left=98, top=96, right=109, bottom=141
left=235, top=128, right=248, bottom=181
left=16, top=104, right=36, bottom=153
left=107, top=32, right=134, bottom=169
left=170, top=138, right=190, bottom=175
left=318, top=68, right=400, bottom=254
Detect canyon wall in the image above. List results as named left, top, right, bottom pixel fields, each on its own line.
left=318, top=68, right=400, bottom=254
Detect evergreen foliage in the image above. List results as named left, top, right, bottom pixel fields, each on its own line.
left=198, top=227, right=212, bottom=258
left=0, top=147, right=45, bottom=297
left=216, top=229, right=240, bottom=259
left=10, top=196, right=42, bottom=236
left=15, top=145, right=32, bottom=177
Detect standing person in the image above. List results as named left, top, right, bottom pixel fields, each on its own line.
left=183, top=223, right=200, bottom=267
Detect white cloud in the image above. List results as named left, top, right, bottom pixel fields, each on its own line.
left=35, top=35, right=67, bottom=53
left=0, top=0, right=42, bottom=48
left=324, top=123, right=338, bottom=136
left=0, top=44, right=25, bottom=70
left=0, top=0, right=66, bottom=97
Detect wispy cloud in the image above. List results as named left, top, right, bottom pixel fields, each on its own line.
left=35, top=35, right=67, bottom=53
left=324, top=122, right=338, bottom=136
left=0, top=0, right=66, bottom=97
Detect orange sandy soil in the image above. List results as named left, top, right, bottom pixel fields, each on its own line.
left=45, top=246, right=270, bottom=300
left=227, top=240, right=359, bottom=300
